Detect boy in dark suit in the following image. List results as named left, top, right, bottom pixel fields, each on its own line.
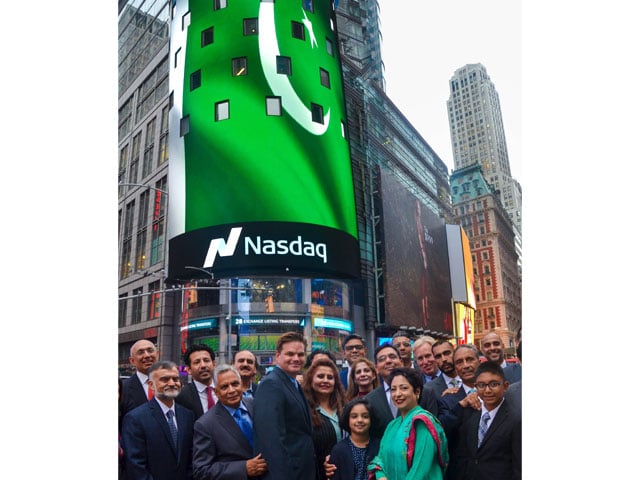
left=454, top=362, right=521, bottom=480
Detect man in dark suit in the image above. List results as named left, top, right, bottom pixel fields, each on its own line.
left=437, top=344, right=483, bottom=480
left=120, top=339, right=159, bottom=417
left=176, top=344, right=217, bottom=420
left=192, top=364, right=267, bottom=479
left=121, top=360, right=195, bottom=480
left=454, top=362, right=521, bottom=480
left=253, top=331, right=315, bottom=480
left=339, top=334, right=367, bottom=389
left=412, top=336, right=441, bottom=385
left=233, top=350, right=259, bottom=399
left=424, top=339, right=461, bottom=398
left=365, top=343, right=403, bottom=439
left=480, top=331, right=522, bottom=383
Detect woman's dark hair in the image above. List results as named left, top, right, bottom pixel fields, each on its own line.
left=304, top=348, right=337, bottom=369
left=302, top=358, right=346, bottom=427
left=339, top=397, right=375, bottom=434
left=388, top=367, right=423, bottom=398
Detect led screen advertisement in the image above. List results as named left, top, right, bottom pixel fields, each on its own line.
left=167, top=0, right=359, bottom=280
left=380, top=169, right=453, bottom=332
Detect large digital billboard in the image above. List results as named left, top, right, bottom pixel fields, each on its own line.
left=380, top=169, right=453, bottom=332
left=167, top=0, right=359, bottom=280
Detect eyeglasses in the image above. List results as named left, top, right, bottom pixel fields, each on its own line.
left=345, top=344, right=364, bottom=351
left=393, top=341, right=411, bottom=348
left=475, top=381, right=504, bottom=390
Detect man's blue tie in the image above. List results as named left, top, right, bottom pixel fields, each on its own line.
left=166, top=410, right=178, bottom=448
left=234, top=408, right=254, bottom=448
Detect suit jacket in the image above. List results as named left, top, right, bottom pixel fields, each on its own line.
left=504, top=381, right=521, bottom=417
left=436, top=385, right=472, bottom=480
left=121, top=398, right=195, bottom=480
left=364, top=385, right=393, bottom=440
left=121, top=373, right=148, bottom=418
left=253, top=367, right=315, bottom=480
left=339, top=367, right=349, bottom=389
left=503, top=363, right=522, bottom=384
left=454, top=400, right=521, bottom=480
left=192, top=399, right=256, bottom=480
left=424, top=374, right=448, bottom=398
left=176, top=382, right=206, bottom=420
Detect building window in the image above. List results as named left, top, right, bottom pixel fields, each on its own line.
left=150, top=177, right=167, bottom=266
left=119, top=146, right=128, bottom=186
left=311, top=103, right=324, bottom=124
left=131, top=288, right=143, bottom=325
left=182, top=12, right=190, bottom=30
left=320, top=68, right=330, bottom=88
left=129, top=133, right=141, bottom=184
left=243, top=18, right=258, bottom=35
left=190, top=70, right=201, bottom=91
left=303, top=0, right=314, bottom=13
left=232, top=57, right=247, bottom=76
left=135, top=229, right=147, bottom=271
left=121, top=200, right=135, bottom=279
left=148, top=281, right=161, bottom=320
left=326, top=38, right=334, bottom=56
left=142, top=118, right=156, bottom=179
left=119, top=294, right=128, bottom=327
left=215, top=100, right=230, bottom=121
left=214, top=0, right=227, bottom=10
left=202, top=27, right=214, bottom=46
left=482, top=252, right=489, bottom=260
left=266, top=97, right=282, bottom=116
left=158, top=106, right=169, bottom=165
left=276, top=56, right=292, bottom=75
left=292, top=21, right=305, bottom=40
left=180, top=115, right=190, bottom=136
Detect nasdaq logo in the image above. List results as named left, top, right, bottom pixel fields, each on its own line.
left=202, top=227, right=243, bottom=267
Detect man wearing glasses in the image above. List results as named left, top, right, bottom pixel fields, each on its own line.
left=391, top=332, right=414, bottom=369
left=339, top=334, right=367, bottom=388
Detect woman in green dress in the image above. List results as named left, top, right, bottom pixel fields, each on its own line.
left=367, top=368, right=448, bottom=480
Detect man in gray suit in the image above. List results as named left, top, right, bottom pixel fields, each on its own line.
left=253, top=331, right=315, bottom=480
left=192, top=364, right=267, bottom=480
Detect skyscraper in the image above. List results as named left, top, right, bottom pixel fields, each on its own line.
left=447, top=63, right=521, bottom=235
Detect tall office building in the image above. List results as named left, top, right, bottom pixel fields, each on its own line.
left=447, top=64, right=521, bottom=235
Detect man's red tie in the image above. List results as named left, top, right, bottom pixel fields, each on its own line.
left=206, top=386, right=215, bottom=409
left=147, top=380, right=154, bottom=400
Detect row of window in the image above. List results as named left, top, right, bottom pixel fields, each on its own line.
left=179, top=98, right=346, bottom=135
left=188, top=59, right=332, bottom=87
left=203, top=0, right=316, bottom=13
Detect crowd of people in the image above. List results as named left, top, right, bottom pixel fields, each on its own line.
left=118, top=329, right=522, bottom=480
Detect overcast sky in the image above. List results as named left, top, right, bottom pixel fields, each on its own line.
left=377, top=0, right=521, bottom=183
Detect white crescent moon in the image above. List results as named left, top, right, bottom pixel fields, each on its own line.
left=259, top=3, right=330, bottom=135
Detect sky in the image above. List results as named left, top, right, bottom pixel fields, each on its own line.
left=377, top=0, right=522, bottom=182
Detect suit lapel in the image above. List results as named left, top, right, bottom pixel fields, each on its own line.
left=275, top=367, right=311, bottom=426
left=215, top=403, right=253, bottom=453
left=149, top=400, right=178, bottom=457
left=479, top=404, right=508, bottom=449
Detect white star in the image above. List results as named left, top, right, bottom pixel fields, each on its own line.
left=301, top=10, right=318, bottom=48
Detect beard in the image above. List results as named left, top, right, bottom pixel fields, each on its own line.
left=156, top=386, right=181, bottom=400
